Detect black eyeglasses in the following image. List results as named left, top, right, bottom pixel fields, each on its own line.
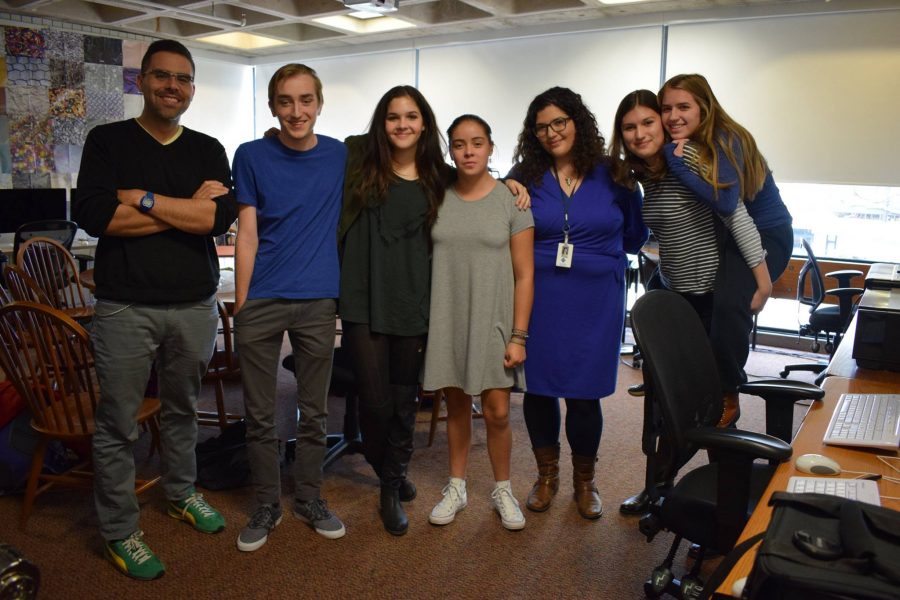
left=144, top=69, right=194, bottom=85
left=534, top=117, right=571, bottom=138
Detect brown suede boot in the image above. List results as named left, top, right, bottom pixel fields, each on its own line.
left=526, top=444, right=560, bottom=512
left=572, top=454, right=603, bottom=519
left=717, top=392, right=741, bottom=428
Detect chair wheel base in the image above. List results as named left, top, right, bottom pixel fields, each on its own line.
left=644, top=565, right=674, bottom=598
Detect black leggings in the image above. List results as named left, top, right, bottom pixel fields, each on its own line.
left=341, top=321, right=425, bottom=482
left=522, top=393, right=602, bottom=457
left=710, top=222, right=794, bottom=392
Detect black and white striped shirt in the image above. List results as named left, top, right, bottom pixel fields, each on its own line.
left=640, top=146, right=764, bottom=294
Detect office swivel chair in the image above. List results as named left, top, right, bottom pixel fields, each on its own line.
left=12, top=221, right=77, bottom=261
left=13, top=220, right=93, bottom=272
left=780, top=239, right=863, bottom=380
left=630, top=290, right=792, bottom=599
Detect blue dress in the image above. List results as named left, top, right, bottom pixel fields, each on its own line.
left=525, top=164, right=647, bottom=399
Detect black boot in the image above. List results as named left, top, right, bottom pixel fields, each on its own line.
left=386, top=384, right=418, bottom=502
left=619, top=480, right=673, bottom=515
left=380, top=480, right=408, bottom=536
left=398, top=478, right=417, bottom=502
left=619, top=489, right=651, bottom=515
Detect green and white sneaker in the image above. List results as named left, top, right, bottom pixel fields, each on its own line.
left=168, top=490, right=226, bottom=534
left=105, top=531, right=165, bottom=580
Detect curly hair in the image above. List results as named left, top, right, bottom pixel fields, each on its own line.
left=353, top=85, right=451, bottom=227
left=609, top=89, right=667, bottom=191
left=660, top=74, right=768, bottom=201
left=511, top=87, right=608, bottom=187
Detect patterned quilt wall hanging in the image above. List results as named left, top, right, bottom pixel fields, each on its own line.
left=1, top=25, right=148, bottom=189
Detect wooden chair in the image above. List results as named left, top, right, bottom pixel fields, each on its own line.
left=3, top=264, right=52, bottom=305
left=0, top=302, right=161, bottom=528
left=198, top=299, right=243, bottom=431
left=16, top=237, right=94, bottom=321
left=426, top=388, right=484, bottom=447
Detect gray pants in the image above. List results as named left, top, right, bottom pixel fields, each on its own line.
left=91, top=295, right=218, bottom=541
left=235, top=298, right=336, bottom=505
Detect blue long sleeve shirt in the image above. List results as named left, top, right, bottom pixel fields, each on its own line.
left=663, top=137, right=792, bottom=231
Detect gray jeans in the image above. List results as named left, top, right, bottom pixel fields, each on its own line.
left=235, top=298, right=336, bottom=505
left=91, top=295, right=218, bottom=541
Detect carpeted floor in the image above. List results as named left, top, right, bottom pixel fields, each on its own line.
left=0, top=336, right=823, bottom=600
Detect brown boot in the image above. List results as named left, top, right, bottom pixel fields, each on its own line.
left=572, top=454, right=603, bottom=519
left=526, top=445, right=560, bottom=512
left=717, top=392, right=741, bottom=428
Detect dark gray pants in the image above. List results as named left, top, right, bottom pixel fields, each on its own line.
left=235, top=298, right=336, bottom=505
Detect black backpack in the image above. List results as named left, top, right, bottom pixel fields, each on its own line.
left=195, top=420, right=251, bottom=490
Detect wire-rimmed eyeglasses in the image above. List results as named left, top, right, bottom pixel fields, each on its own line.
left=143, top=69, right=194, bottom=86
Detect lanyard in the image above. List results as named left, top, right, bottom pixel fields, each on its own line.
left=552, top=167, right=574, bottom=244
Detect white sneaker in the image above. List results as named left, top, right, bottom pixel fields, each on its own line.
left=491, top=485, right=525, bottom=530
left=429, top=480, right=467, bottom=525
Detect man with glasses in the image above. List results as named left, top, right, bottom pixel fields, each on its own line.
left=73, top=39, right=237, bottom=581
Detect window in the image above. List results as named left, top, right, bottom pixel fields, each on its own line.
left=779, top=183, right=900, bottom=262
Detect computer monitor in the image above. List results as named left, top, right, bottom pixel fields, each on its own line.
left=0, top=188, right=68, bottom=233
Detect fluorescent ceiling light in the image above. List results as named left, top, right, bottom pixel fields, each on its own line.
left=349, top=11, right=382, bottom=20
left=598, top=0, right=653, bottom=5
left=195, top=32, right=289, bottom=50
left=313, top=15, right=414, bottom=33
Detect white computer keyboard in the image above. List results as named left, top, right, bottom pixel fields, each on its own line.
left=788, top=476, right=881, bottom=506
left=824, top=393, right=900, bottom=451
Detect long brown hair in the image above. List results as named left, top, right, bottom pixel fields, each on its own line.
left=353, top=85, right=450, bottom=227
left=660, top=73, right=768, bottom=200
left=610, top=89, right=666, bottom=191
left=511, top=87, right=608, bottom=187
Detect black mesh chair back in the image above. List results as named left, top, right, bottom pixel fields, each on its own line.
left=797, top=238, right=826, bottom=309
left=12, top=220, right=78, bottom=262
left=632, top=290, right=723, bottom=471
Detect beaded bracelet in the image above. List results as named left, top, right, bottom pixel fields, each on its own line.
left=510, top=338, right=527, bottom=347
left=511, top=328, right=529, bottom=339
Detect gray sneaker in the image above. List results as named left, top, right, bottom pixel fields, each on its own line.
left=293, top=498, right=345, bottom=539
left=237, top=504, right=283, bottom=552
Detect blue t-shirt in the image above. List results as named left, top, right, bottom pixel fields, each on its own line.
left=233, top=134, right=347, bottom=300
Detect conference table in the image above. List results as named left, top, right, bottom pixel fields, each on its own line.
left=715, top=318, right=900, bottom=597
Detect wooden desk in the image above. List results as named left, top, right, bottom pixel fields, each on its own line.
left=716, top=376, right=900, bottom=596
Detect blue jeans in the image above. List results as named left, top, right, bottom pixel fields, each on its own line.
left=91, top=295, right=218, bottom=541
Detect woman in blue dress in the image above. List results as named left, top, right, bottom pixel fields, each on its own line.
left=509, top=87, right=648, bottom=519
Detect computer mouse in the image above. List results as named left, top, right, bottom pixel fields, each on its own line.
left=795, top=453, right=841, bottom=475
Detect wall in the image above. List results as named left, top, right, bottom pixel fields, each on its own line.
left=253, top=9, right=900, bottom=188
left=0, top=24, right=252, bottom=192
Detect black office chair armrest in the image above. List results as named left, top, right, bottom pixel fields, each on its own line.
left=740, top=379, right=825, bottom=443
left=740, top=379, right=824, bottom=402
left=825, top=286, right=864, bottom=301
left=825, top=269, right=863, bottom=288
left=684, top=427, right=793, bottom=462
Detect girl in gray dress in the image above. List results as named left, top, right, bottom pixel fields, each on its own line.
left=423, top=115, right=534, bottom=531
